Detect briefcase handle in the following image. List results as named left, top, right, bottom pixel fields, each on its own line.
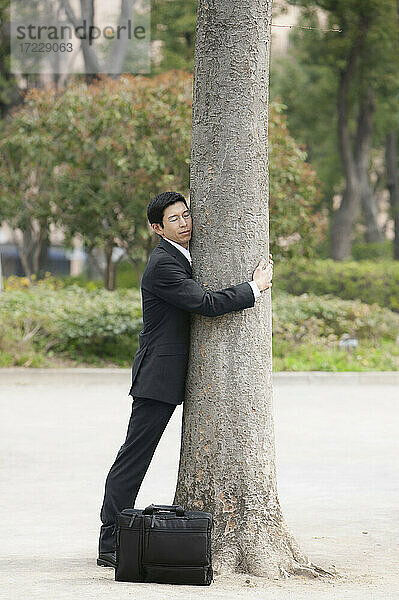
left=143, top=504, right=185, bottom=517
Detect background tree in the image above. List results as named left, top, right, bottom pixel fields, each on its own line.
left=0, top=0, right=22, bottom=116
left=273, top=0, right=399, bottom=259
left=151, top=0, right=197, bottom=72
left=386, top=136, right=399, bottom=262
left=1, top=67, right=323, bottom=283
left=50, top=72, right=192, bottom=289
left=385, top=1, right=399, bottom=259
left=269, top=103, right=326, bottom=257
left=58, top=0, right=140, bottom=77
left=0, top=94, right=54, bottom=278
left=0, top=73, right=191, bottom=286
left=173, top=0, right=323, bottom=578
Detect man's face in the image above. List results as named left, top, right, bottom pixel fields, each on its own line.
left=152, top=201, right=192, bottom=249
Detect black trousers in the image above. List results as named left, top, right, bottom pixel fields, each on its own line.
left=98, top=396, right=176, bottom=554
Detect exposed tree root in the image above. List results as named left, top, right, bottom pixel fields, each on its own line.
left=213, top=543, right=338, bottom=581
left=289, top=561, right=337, bottom=579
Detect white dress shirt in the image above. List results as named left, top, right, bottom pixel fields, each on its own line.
left=163, top=238, right=261, bottom=301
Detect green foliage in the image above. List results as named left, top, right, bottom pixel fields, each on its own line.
left=0, top=0, right=21, bottom=116
left=351, top=241, right=393, bottom=261
left=48, top=72, right=191, bottom=266
left=3, top=272, right=103, bottom=291
left=273, top=291, right=399, bottom=342
left=151, top=0, right=197, bottom=72
left=1, top=286, right=398, bottom=370
left=272, top=291, right=399, bottom=371
left=272, top=0, right=399, bottom=201
left=0, top=85, right=55, bottom=276
left=0, top=286, right=142, bottom=366
left=0, top=72, right=192, bottom=283
left=116, top=261, right=142, bottom=289
left=271, top=57, right=340, bottom=201
left=54, top=275, right=104, bottom=291
left=269, top=103, right=327, bottom=257
left=1, top=73, right=325, bottom=273
left=273, top=339, right=399, bottom=371
left=276, top=258, right=399, bottom=312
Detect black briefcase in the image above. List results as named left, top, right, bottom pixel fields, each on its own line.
left=115, top=504, right=213, bottom=585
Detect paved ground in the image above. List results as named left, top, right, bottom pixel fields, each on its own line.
left=1, top=369, right=398, bottom=600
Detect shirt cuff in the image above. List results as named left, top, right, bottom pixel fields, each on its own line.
left=248, top=280, right=261, bottom=301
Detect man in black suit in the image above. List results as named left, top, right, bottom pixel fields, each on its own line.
left=97, top=191, right=273, bottom=567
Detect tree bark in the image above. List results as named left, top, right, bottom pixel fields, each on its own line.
left=38, top=236, right=50, bottom=276
left=330, top=184, right=360, bottom=260
left=330, top=18, right=377, bottom=260
left=386, top=132, right=399, bottom=260
left=104, top=242, right=114, bottom=290
left=355, top=89, right=381, bottom=243
left=60, top=0, right=136, bottom=76
left=13, top=230, right=32, bottom=279
left=12, top=220, right=49, bottom=279
left=173, top=0, right=316, bottom=579
left=32, top=223, right=49, bottom=276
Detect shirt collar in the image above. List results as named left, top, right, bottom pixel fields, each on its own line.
left=163, top=237, right=192, bottom=265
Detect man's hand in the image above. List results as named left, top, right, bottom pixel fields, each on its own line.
left=253, top=254, right=273, bottom=292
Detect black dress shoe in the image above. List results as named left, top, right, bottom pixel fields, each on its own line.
left=97, top=551, right=117, bottom=568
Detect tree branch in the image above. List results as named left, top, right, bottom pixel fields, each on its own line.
left=60, top=0, right=79, bottom=28
left=106, top=0, right=136, bottom=75
left=60, top=0, right=102, bottom=73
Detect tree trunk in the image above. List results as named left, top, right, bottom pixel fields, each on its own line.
left=14, top=231, right=32, bottom=279
left=355, top=89, right=381, bottom=243
left=104, top=242, right=114, bottom=291
left=60, top=0, right=135, bottom=76
left=13, top=221, right=48, bottom=279
left=386, top=132, right=399, bottom=260
left=86, top=248, right=103, bottom=280
left=109, top=263, right=117, bottom=291
left=360, top=179, right=382, bottom=243
left=38, top=236, right=49, bottom=276
left=330, top=87, right=381, bottom=254
left=32, top=223, right=49, bottom=276
left=173, top=0, right=316, bottom=579
left=330, top=64, right=360, bottom=260
left=330, top=19, right=369, bottom=260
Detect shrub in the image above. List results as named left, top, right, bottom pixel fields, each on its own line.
left=273, top=292, right=399, bottom=344
left=351, top=241, right=393, bottom=261
left=0, top=286, right=142, bottom=365
left=1, top=286, right=398, bottom=370
left=3, top=273, right=105, bottom=291
left=276, top=259, right=399, bottom=312
left=272, top=292, right=399, bottom=371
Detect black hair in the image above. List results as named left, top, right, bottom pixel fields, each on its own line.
left=147, top=191, right=188, bottom=227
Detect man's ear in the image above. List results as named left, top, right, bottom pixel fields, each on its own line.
left=151, top=223, right=164, bottom=236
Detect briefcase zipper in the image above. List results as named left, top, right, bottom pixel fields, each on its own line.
left=129, top=514, right=137, bottom=527
left=143, top=563, right=211, bottom=568
left=144, top=528, right=209, bottom=533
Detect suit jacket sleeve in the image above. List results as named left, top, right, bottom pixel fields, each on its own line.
left=147, top=257, right=255, bottom=317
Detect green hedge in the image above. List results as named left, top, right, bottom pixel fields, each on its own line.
left=273, top=292, right=399, bottom=343
left=1, top=286, right=398, bottom=370
left=276, top=259, right=399, bottom=312
left=0, top=285, right=142, bottom=366
left=351, top=241, right=393, bottom=261
left=272, top=292, right=399, bottom=371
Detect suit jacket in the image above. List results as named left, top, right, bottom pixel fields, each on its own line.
left=129, top=237, right=255, bottom=405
